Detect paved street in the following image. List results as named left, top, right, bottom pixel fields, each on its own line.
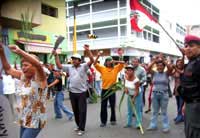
left=11, top=84, right=185, bottom=138
left=33, top=88, right=185, bottom=138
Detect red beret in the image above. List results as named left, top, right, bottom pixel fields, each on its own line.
left=184, top=35, right=200, bottom=45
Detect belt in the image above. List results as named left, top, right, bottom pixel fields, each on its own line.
left=153, top=90, right=167, bottom=94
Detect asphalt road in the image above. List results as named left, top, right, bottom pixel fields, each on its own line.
left=33, top=88, right=185, bottom=138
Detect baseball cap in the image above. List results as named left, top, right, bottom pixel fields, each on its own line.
left=71, top=53, right=81, bottom=60
left=125, top=64, right=135, bottom=70
left=105, top=56, right=113, bottom=61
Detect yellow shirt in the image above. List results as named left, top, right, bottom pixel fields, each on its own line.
left=94, top=63, right=124, bottom=89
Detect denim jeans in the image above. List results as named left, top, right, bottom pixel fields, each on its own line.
left=54, top=91, right=73, bottom=119
left=95, top=80, right=102, bottom=95
left=175, top=96, right=184, bottom=121
left=126, top=92, right=142, bottom=127
left=148, top=91, right=169, bottom=129
left=20, top=127, right=41, bottom=138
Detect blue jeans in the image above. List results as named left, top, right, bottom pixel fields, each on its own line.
left=95, top=80, right=102, bottom=95
left=54, top=91, right=73, bottom=119
left=175, top=96, right=184, bottom=121
left=20, top=127, right=41, bottom=138
left=149, top=91, right=169, bottom=129
left=126, top=92, right=142, bottom=127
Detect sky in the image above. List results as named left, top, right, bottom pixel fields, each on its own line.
left=152, top=0, right=200, bottom=25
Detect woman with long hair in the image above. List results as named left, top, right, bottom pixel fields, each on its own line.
left=172, top=58, right=184, bottom=124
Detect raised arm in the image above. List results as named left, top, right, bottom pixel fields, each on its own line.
left=0, top=43, right=21, bottom=79
left=84, top=44, right=94, bottom=66
left=52, top=49, right=63, bottom=69
left=147, top=59, right=156, bottom=75
left=113, top=60, right=125, bottom=64
left=9, top=45, right=46, bottom=82
left=94, top=51, right=102, bottom=65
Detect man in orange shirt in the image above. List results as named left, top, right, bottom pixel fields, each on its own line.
left=94, top=52, right=124, bottom=127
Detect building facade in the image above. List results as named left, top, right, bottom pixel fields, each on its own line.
left=66, top=0, right=186, bottom=63
left=0, top=0, right=67, bottom=65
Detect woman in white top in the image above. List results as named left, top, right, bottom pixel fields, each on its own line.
left=124, top=65, right=142, bottom=128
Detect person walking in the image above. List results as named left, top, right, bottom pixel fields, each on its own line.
left=48, top=69, right=74, bottom=120
left=178, top=35, right=200, bottom=138
left=52, top=44, right=94, bottom=136
left=0, top=44, right=47, bottom=138
left=94, top=51, right=124, bottom=127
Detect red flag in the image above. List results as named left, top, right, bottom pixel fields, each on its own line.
left=130, top=0, right=158, bottom=32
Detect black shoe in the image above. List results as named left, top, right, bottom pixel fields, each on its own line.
left=100, top=123, right=106, bottom=127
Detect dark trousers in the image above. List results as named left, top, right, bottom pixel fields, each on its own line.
left=100, top=89, right=116, bottom=124
left=69, top=92, right=87, bottom=131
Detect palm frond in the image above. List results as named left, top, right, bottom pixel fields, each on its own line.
left=128, top=95, right=144, bottom=134
left=118, top=92, right=125, bottom=117
left=88, top=87, right=98, bottom=103
left=20, top=8, right=34, bottom=43
left=102, top=81, right=123, bottom=101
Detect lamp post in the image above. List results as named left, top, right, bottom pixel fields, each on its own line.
left=67, top=0, right=79, bottom=54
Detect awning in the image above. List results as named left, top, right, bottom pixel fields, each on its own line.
left=16, top=40, right=62, bottom=54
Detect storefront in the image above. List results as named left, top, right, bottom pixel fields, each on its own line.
left=11, top=30, right=67, bottom=64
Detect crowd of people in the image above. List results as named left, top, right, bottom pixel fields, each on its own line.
left=0, top=34, right=200, bottom=138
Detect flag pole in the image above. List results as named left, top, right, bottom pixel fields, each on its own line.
left=73, top=2, right=77, bottom=54
left=157, top=22, right=183, bottom=53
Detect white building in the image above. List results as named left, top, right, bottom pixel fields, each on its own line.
left=66, top=0, right=185, bottom=63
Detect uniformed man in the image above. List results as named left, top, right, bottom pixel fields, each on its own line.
left=178, top=34, right=200, bottom=138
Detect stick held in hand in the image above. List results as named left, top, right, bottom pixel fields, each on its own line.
left=50, top=35, right=65, bottom=58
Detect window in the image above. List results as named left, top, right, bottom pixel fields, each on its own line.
left=142, top=26, right=160, bottom=43
left=141, top=0, right=160, bottom=21
left=42, top=4, right=58, bottom=18
left=176, top=23, right=186, bottom=36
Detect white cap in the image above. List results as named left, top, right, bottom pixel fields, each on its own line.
left=71, top=53, right=81, bottom=60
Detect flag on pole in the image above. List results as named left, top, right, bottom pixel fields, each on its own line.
left=130, top=0, right=158, bottom=32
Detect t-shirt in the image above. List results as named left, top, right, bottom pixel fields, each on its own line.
left=62, top=63, right=89, bottom=93
left=125, top=77, right=139, bottom=95
left=54, top=77, right=62, bottom=91
left=94, top=63, right=124, bottom=89
left=152, top=72, right=169, bottom=92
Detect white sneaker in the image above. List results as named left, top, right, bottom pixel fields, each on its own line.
left=74, top=127, right=79, bottom=132
left=77, top=130, right=85, bottom=136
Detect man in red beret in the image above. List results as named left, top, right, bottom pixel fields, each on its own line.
left=178, top=34, right=200, bottom=138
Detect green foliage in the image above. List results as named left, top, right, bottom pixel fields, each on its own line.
left=118, top=91, right=125, bottom=117
left=20, top=8, right=34, bottom=42
left=88, top=87, right=98, bottom=104
left=102, top=81, right=124, bottom=101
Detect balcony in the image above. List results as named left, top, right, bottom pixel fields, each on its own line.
left=0, top=0, right=41, bottom=29
left=68, top=7, right=127, bottom=26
